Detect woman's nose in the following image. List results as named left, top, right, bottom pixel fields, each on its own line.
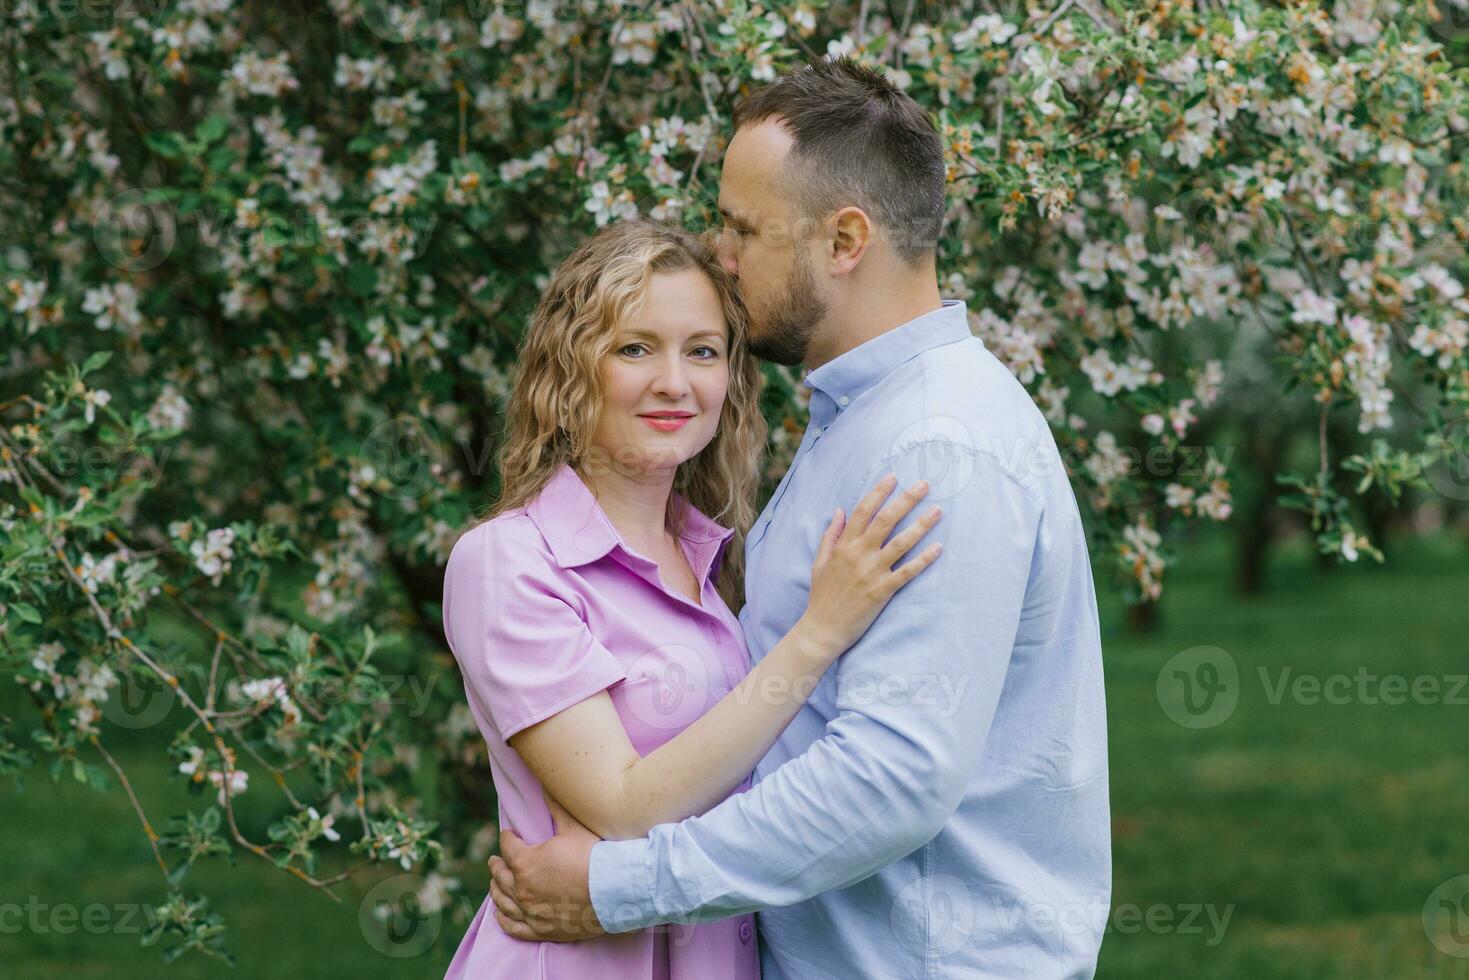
left=651, top=356, right=690, bottom=396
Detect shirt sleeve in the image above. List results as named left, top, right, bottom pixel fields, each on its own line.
left=588, top=444, right=1042, bottom=931
left=442, top=521, right=627, bottom=742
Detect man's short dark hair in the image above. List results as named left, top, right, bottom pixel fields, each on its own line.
left=731, top=56, right=947, bottom=266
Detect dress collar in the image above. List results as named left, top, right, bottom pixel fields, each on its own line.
left=526, top=462, right=736, bottom=581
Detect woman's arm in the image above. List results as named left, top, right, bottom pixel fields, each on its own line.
left=510, top=618, right=828, bottom=840
left=509, top=474, right=942, bottom=841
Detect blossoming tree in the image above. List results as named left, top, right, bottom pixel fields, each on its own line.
left=2, top=0, right=1466, bottom=964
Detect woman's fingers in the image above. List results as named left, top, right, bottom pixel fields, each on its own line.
left=864, top=479, right=930, bottom=543
left=879, top=504, right=943, bottom=562
left=815, top=507, right=845, bottom=565
left=890, top=541, right=944, bottom=588
left=844, top=474, right=898, bottom=536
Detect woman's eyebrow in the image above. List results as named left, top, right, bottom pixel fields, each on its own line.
left=622, top=328, right=726, bottom=341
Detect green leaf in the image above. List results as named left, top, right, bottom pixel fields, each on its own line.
left=346, top=262, right=378, bottom=297
left=11, top=602, right=41, bottom=625
left=80, top=762, right=112, bottom=792
left=81, top=350, right=113, bottom=376
left=206, top=146, right=238, bottom=170
left=194, top=114, right=229, bottom=145
left=143, top=131, right=187, bottom=161
left=285, top=623, right=312, bottom=661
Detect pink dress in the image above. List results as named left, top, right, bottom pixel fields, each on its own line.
left=441, top=462, right=761, bottom=979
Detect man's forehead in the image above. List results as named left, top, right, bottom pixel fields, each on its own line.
left=718, top=121, right=792, bottom=215
left=715, top=159, right=753, bottom=218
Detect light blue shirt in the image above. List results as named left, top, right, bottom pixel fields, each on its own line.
left=590, top=299, right=1112, bottom=978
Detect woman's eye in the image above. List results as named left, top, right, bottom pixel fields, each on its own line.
left=620, top=342, right=718, bottom=358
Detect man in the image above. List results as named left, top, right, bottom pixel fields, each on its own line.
left=489, top=56, right=1112, bottom=978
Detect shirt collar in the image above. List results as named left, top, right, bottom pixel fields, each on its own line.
left=802, top=299, right=971, bottom=427
left=527, top=462, right=736, bottom=578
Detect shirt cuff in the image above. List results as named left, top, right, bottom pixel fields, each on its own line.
left=588, top=837, right=659, bottom=933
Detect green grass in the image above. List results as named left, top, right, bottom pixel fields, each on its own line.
left=0, top=695, right=462, bottom=978
left=1095, top=528, right=1469, bottom=978
left=3, top=529, right=1466, bottom=977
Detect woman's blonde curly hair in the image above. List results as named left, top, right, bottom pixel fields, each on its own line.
left=473, top=217, right=766, bottom=611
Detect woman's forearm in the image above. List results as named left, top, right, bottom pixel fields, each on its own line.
left=603, top=618, right=836, bottom=840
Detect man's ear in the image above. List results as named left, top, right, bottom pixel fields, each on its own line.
left=829, top=206, right=873, bottom=273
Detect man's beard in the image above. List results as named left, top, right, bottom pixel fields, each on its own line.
left=746, top=247, right=828, bottom=367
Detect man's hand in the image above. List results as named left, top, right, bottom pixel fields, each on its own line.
left=489, top=794, right=608, bottom=942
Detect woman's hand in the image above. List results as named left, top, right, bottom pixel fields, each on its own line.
left=796, top=473, right=944, bottom=658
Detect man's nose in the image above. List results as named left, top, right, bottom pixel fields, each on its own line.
left=714, top=231, right=739, bottom=277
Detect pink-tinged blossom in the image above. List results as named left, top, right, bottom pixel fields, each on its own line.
left=478, top=8, right=524, bottom=47
left=1409, top=317, right=1468, bottom=370
left=81, top=282, right=142, bottom=332
left=1085, top=432, right=1131, bottom=486
left=80, top=388, right=111, bottom=425
left=227, top=49, right=299, bottom=98
left=1168, top=398, right=1197, bottom=438
left=190, top=526, right=237, bottom=584
left=1290, top=289, right=1338, bottom=325
left=1194, top=360, right=1224, bottom=407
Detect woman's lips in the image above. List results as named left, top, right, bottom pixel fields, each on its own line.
left=640, top=415, right=691, bottom=432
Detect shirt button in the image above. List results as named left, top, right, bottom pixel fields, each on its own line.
left=739, top=919, right=753, bottom=944
left=837, top=395, right=849, bottom=406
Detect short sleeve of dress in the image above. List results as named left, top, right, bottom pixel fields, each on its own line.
left=442, top=520, right=628, bottom=742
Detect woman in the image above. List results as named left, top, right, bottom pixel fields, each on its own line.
left=441, top=218, right=943, bottom=978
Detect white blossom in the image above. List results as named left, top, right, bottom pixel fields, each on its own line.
left=227, top=49, right=299, bottom=98
left=190, top=526, right=237, bottom=584
left=307, top=805, right=341, bottom=842
left=146, top=384, right=192, bottom=431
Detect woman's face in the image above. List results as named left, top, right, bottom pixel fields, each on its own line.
left=588, top=267, right=730, bottom=477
